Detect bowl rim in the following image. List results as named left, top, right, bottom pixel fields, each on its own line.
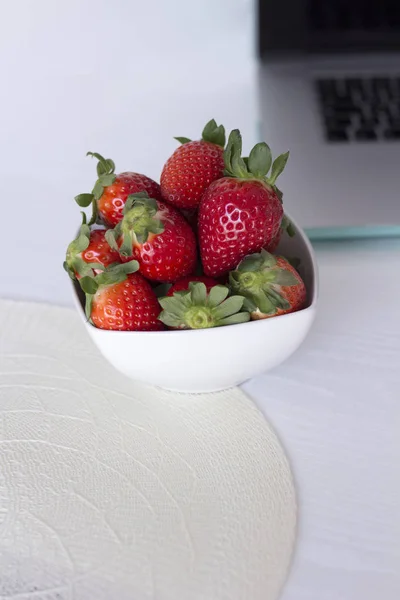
left=71, top=212, right=318, bottom=336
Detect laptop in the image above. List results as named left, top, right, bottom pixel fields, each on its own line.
left=258, top=0, right=400, bottom=239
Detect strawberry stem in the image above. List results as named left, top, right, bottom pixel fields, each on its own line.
left=79, top=260, right=139, bottom=322
left=174, top=119, right=226, bottom=148
left=106, top=192, right=164, bottom=255
left=158, top=282, right=250, bottom=329
left=224, top=129, right=289, bottom=186
left=74, top=151, right=117, bottom=225
left=229, top=249, right=299, bottom=316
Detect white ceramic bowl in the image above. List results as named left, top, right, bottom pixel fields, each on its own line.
left=72, top=216, right=318, bottom=393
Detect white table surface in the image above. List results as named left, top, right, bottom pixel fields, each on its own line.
left=244, top=238, right=400, bottom=600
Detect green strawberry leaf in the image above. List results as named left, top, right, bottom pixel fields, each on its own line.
left=219, top=312, right=250, bottom=326
left=248, top=142, right=272, bottom=178
left=98, top=174, right=116, bottom=187
left=159, top=296, right=183, bottom=315
left=255, top=292, right=276, bottom=315
left=87, top=152, right=111, bottom=174
left=208, top=285, right=229, bottom=308
left=268, top=151, right=289, bottom=185
left=202, top=119, right=217, bottom=138
left=242, top=297, right=258, bottom=312
left=75, top=193, right=94, bottom=208
left=231, top=153, right=250, bottom=179
left=174, top=136, right=192, bottom=144
left=106, top=158, right=115, bottom=172
left=189, top=282, right=207, bottom=306
left=202, top=119, right=226, bottom=147
left=213, top=296, right=244, bottom=320
left=92, top=180, right=104, bottom=201
left=75, top=233, right=90, bottom=253
left=265, top=288, right=291, bottom=311
left=273, top=270, right=299, bottom=287
left=224, top=131, right=235, bottom=174
left=238, top=250, right=276, bottom=273
left=105, top=228, right=119, bottom=251
left=63, top=261, right=75, bottom=280
left=80, top=276, right=99, bottom=295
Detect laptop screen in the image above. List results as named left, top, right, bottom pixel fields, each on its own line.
left=258, top=0, right=400, bottom=56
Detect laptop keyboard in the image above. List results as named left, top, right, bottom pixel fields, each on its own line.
left=316, top=76, right=400, bottom=142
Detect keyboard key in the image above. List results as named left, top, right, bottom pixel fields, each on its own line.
left=355, top=129, right=377, bottom=141
left=333, top=98, right=357, bottom=111
left=326, top=130, right=348, bottom=142
left=346, top=78, right=364, bottom=93
left=326, top=114, right=352, bottom=128
left=392, top=78, right=400, bottom=92
left=372, top=77, right=391, bottom=92
left=383, top=129, right=400, bottom=140
left=359, top=117, right=380, bottom=128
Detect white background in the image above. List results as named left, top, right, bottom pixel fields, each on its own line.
left=1, top=2, right=400, bottom=599
left=1, top=0, right=256, bottom=305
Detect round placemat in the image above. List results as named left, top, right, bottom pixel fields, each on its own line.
left=0, top=299, right=296, bottom=600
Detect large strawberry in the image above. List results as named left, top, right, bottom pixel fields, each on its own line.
left=229, top=250, right=306, bottom=319
left=158, top=282, right=250, bottom=330
left=64, top=215, right=120, bottom=280
left=74, top=152, right=162, bottom=227
left=105, top=192, right=197, bottom=283
left=79, top=261, right=163, bottom=331
left=167, top=275, right=219, bottom=296
left=160, top=119, right=225, bottom=210
left=198, top=129, right=288, bottom=277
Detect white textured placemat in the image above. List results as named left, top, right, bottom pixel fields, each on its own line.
left=0, top=300, right=296, bottom=600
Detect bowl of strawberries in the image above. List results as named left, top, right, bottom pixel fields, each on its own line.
left=65, top=121, right=317, bottom=392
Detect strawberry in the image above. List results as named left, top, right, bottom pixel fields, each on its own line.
left=106, top=192, right=197, bottom=283
left=158, top=282, right=250, bottom=330
left=167, top=275, right=220, bottom=295
left=74, top=152, right=162, bottom=227
left=64, top=215, right=120, bottom=280
left=229, top=250, right=306, bottom=319
left=79, top=261, right=164, bottom=331
left=198, top=129, right=288, bottom=278
left=160, top=119, right=225, bottom=210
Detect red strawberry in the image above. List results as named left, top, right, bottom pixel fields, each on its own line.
left=229, top=250, right=306, bottom=319
left=167, top=275, right=219, bottom=296
left=106, top=192, right=197, bottom=283
left=64, top=217, right=120, bottom=280
left=160, top=119, right=225, bottom=210
left=98, top=172, right=162, bottom=227
left=79, top=261, right=164, bottom=331
left=198, top=129, right=288, bottom=278
left=159, top=281, right=250, bottom=330
left=74, top=152, right=162, bottom=227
